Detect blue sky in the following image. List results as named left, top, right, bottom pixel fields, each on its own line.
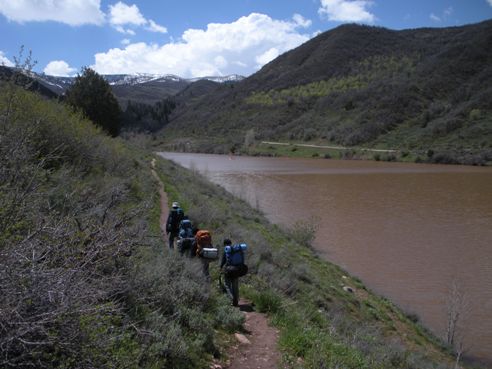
left=0, top=0, right=491, bottom=78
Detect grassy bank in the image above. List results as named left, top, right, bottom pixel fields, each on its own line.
left=154, top=155, right=481, bottom=369
left=152, top=134, right=492, bottom=166
left=1, top=84, right=481, bottom=368
left=0, top=85, right=244, bottom=368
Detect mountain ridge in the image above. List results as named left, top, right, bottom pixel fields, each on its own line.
left=160, top=20, right=492, bottom=165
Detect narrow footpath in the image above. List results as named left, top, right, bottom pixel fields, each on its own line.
left=223, top=299, right=281, bottom=369
left=150, top=158, right=169, bottom=241
left=151, top=158, right=281, bottom=369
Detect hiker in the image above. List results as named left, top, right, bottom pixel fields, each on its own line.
left=166, top=202, right=184, bottom=249
left=194, top=229, right=218, bottom=278
left=220, top=239, right=248, bottom=306
left=177, top=216, right=194, bottom=256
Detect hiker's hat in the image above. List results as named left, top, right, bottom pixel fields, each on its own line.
left=172, top=202, right=179, bottom=208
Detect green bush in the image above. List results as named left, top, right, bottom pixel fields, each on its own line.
left=253, top=290, right=283, bottom=314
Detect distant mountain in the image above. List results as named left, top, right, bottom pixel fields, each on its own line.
left=0, top=67, right=244, bottom=106
left=162, top=20, right=492, bottom=165
left=0, top=66, right=59, bottom=99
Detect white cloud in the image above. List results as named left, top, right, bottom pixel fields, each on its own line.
left=115, top=25, right=136, bottom=35
left=109, top=2, right=146, bottom=26
left=146, top=19, right=167, bottom=33
left=430, top=13, right=441, bottom=22
left=430, top=6, right=454, bottom=22
left=108, top=2, right=167, bottom=34
left=43, top=60, right=77, bottom=76
left=255, top=48, right=280, bottom=67
left=444, top=7, right=453, bottom=16
left=488, top=0, right=492, bottom=6
left=0, top=51, right=14, bottom=67
left=121, top=38, right=131, bottom=45
left=0, top=0, right=104, bottom=26
left=93, top=13, right=311, bottom=78
left=318, top=0, right=375, bottom=23
left=292, top=13, right=312, bottom=28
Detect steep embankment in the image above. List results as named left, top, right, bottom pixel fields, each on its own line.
left=161, top=20, right=492, bottom=165
left=155, top=155, right=478, bottom=368
left=151, top=160, right=282, bottom=369
left=0, top=85, right=246, bottom=369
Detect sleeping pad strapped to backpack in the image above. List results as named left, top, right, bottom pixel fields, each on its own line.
left=195, top=230, right=217, bottom=258
left=225, top=243, right=248, bottom=278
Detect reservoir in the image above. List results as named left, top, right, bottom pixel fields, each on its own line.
left=158, top=152, right=492, bottom=364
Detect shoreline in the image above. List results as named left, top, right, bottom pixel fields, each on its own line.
left=154, top=153, right=487, bottom=368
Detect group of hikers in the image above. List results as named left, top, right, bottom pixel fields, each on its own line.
left=166, top=201, right=248, bottom=306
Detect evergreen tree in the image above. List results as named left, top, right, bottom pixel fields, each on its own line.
left=65, top=67, right=121, bottom=136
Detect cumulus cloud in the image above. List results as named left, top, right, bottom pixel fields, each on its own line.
left=0, top=0, right=104, bottom=26
left=43, top=60, right=77, bottom=76
left=93, top=13, right=311, bottom=78
left=0, top=51, right=14, bottom=67
left=121, top=38, right=131, bottom=45
left=109, top=2, right=146, bottom=26
left=292, top=13, right=312, bottom=28
left=488, top=0, right=492, bottom=6
left=318, top=0, right=375, bottom=23
left=108, top=1, right=167, bottom=34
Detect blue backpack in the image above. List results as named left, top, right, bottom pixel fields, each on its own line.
left=225, top=243, right=247, bottom=266
left=179, top=219, right=193, bottom=238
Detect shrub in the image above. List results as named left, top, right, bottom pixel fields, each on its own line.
left=287, top=217, right=319, bottom=249
left=253, top=290, right=283, bottom=314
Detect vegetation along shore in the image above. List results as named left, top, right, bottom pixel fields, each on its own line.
left=2, top=77, right=487, bottom=368
left=1, top=17, right=491, bottom=368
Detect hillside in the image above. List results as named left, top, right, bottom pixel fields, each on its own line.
left=0, top=84, right=247, bottom=368
left=160, top=20, right=492, bottom=165
left=2, top=78, right=486, bottom=368
left=111, top=78, right=189, bottom=107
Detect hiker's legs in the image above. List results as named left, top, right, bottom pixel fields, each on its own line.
left=224, top=275, right=238, bottom=305
left=231, top=277, right=239, bottom=306
left=168, top=232, right=176, bottom=249
left=224, top=275, right=233, bottom=300
left=177, top=238, right=186, bottom=255
left=201, top=259, right=210, bottom=278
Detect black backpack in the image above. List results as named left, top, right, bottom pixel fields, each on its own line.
left=167, top=208, right=184, bottom=233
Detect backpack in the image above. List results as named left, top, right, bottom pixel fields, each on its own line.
left=179, top=219, right=193, bottom=239
left=224, top=244, right=248, bottom=278
left=167, top=208, right=184, bottom=233
left=225, top=243, right=247, bottom=266
left=195, top=230, right=212, bottom=256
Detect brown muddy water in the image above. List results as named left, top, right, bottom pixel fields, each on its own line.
left=158, top=152, right=492, bottom=365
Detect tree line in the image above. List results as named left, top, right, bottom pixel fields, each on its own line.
left=65, top=67, right=175, bottom=136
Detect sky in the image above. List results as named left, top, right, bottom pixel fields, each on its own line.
left=0, top=0, right=491, bottom=78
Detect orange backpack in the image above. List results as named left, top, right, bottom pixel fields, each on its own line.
left=195, top=230, right=212, bottom=255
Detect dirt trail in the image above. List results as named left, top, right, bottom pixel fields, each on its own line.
left=150, top=158, right=168, bottom=240
left=151, top=158, right=281, bottom=369
left=223, top=299, right=281, bottom=369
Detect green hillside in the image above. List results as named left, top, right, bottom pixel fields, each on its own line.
left=1, top=80, right=486, bottom=367
left=158, top=20, right=492, bottom=165
left=0, top=84, right=244, bottom=368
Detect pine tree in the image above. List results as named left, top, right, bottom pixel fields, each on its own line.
left=65, top=67, right=121, bottom=136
